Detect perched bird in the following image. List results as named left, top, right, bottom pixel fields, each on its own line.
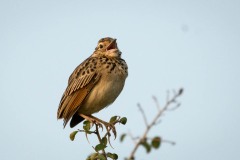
left=57, top=37, right=128, bottom=128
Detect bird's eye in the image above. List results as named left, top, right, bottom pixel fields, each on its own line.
left=99, top=44, right=103, bottom=49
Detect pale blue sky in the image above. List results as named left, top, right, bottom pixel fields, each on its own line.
left=1, top=0, right=240, bottom=159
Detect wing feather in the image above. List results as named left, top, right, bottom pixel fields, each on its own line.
left=57, top=57, right=100, bottom=127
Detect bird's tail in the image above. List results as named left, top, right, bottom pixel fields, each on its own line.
left=70, top=114, right=84, bottom=128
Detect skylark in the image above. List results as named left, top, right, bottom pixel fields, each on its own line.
left=57, top=37, right=128, bottom=128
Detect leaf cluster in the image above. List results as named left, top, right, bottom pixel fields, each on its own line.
left=69, top=116, right=127, bottom=160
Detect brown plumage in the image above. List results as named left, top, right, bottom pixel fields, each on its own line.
left=57, top=37, right=128, bottom=128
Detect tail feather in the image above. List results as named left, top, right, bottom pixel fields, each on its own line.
left=70, top=114, right=84, bottom=128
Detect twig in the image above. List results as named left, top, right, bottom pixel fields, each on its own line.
left=166, top=90, right=170, bottom=102
left=137, top=103, right=148, bottom=127
left=152, top=95, right=160, bottom=111
left=162, top=139, right=176, bottom=145
left=153, top=119, right=162, bottom=125
left=77, top=129, right=96, bottom=134
left=167, top=103, right=181, bottom=111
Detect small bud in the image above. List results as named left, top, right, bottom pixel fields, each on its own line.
left=120, top=133, right=126, bottom=142
left=179, top=88, right=184, bottom=95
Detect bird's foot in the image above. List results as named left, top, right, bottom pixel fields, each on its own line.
left=79, top=114, right=117, bottom=138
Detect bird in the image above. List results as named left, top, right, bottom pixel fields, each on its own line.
left=57, top=37, right=128, bottom=129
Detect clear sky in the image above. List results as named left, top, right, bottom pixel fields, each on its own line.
left=1, top=0, right=240, bottom=159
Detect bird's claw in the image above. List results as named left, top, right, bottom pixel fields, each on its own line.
left=105, top=123, right=117, bottom=139
left=92, top=120, right=104, bottom=131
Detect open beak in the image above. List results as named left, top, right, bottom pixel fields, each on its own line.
left=106, top=39, right=117, bottom=51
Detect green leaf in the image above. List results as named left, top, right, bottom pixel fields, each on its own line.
left=69, top=131, right=78, bottom=141
left=97, top=154, right=106, bottom=160
left=119, top=117, right=127, bottom=125
left=120, top=133, right=126, bottom=142
left=101, top=137, right=107, bottom=146
left=95, top=144, right=107, bottom=152
left=151, top=137, right=161, bottom=149
left=86, top=153, right=98, bottom=160
left=107, top=152, right=118, bottom=159
left=109, top=116, right=118, bottom=123
left=83, top=120, right=91, bottom=131
left=141, top=141, right=151, bottom=153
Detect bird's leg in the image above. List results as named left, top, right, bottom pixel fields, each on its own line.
left=79, top=114, right=117, bottom=138
left=79, top=114, right=103, bottom=129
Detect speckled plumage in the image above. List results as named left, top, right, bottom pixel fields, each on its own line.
left=57, top=37, right=128, bottom=128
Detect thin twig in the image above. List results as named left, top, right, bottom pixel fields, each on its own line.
left=77, top=129, right=96, bottom=134
left=153, top=119, right=162, bottom=125
left=166, top=90, right=170, bottom=102
left=162, top=139, right=176, bottom=145
left=167, top=103, right=181, bottom=111
left=137, top=103, right=148, bottom=127
left=152, top=95, right=160, bottom=111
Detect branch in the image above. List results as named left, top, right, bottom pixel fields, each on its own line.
left=95, top=124, right=107, bottom=159
left=128, top=88, right=183, bottom=159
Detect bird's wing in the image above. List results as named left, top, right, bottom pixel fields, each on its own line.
left=57, top=58, right=101, bottom=127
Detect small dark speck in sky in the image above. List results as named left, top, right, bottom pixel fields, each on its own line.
left=181, top=24, right=189, bottom=33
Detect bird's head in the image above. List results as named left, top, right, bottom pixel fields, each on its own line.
left=92, top=37, right=122, bottom=58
